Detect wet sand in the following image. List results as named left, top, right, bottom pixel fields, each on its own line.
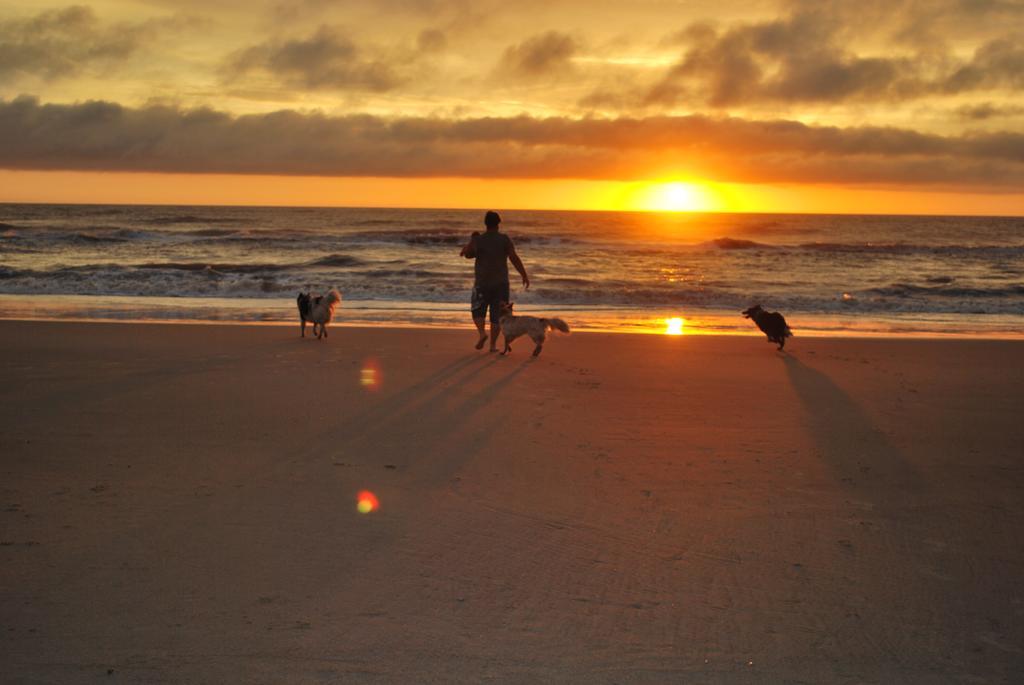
left=1, top=321, right=1022, bottom=682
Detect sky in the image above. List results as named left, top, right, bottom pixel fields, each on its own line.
left=0, top=0, right=1022, bottom=214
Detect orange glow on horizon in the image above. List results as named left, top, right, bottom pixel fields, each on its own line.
left=0, top=170, right=1020, bottom=216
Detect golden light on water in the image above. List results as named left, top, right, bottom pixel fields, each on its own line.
left=357, top=490, right=379, bottom=514
left=665, top=317, right=685, bottom=335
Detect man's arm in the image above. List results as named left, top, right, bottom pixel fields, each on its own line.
left=459, top=232, right=479, bottom=259
left=507, top=240, right=530, bottom=290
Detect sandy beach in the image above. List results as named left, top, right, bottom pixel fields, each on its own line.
left=1, top=320, right=1022, bottom=683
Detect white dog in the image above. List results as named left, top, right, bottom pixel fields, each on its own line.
left=297, top=289, right=342, bottom=340
left=498, top=302, right=569, bottom=357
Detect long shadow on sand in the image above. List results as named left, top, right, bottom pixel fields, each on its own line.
left=783, top=354, right=921, bottom=496
left=404, top=358, right=534, bottom=483
left=329, top=353, right=490, bottom=438
left=309, top=353, right=532, bottom=478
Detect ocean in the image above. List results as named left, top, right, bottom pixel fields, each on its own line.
left=1, top=203, right=1022, bottom=337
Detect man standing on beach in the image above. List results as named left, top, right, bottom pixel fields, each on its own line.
left=460, top=211, right=530, bottom=351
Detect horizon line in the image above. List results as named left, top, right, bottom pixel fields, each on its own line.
left=1, top=199, right=1020, bottom=220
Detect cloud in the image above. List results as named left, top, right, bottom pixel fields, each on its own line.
left=954, top=102, right=1024, bottom=121
left=798, top=0, right=1024, bottom=49
left=0, top=6, right=146, bottom=81
left=645, top=14, right=906, bottom=106
left=636, top=3, right=1024, bottom=108
left=226, top=26, right=404, bottom=91
left=417, top=29, right=447, bottom=53
left=496, top=31, right=578, bottom=79
left=943, top=37, right=1024, bottom=93
left=270, top=0, right=336, bottom=23
left=0, top=95, right=1021, bottom=188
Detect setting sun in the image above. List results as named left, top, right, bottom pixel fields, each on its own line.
left=654, top=183, right=700, bottom=212
left=665, top=317, right=685, bottom=335
left=617, top=181, right=718, bottom=213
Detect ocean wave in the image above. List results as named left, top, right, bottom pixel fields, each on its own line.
left=186, top=228, right=241, bottom=237
left=144, top=214, right=246, bottom=225
left=194, top=229, right=326, bottom=246
left=343, top=228, right=566, bottom=246
left=706, top=237, right=773, bottom=250
left=135, top=261, right=295, bottom=274
left=540, top=277, right=596, bottom=287
left=0, top=265, right=1021, bottom=315
left=347, top=268, right=453, bottom=279
left=74, top=230, right=141, bottom=243
left=733, top=220, right=780, bottom=234
left=866, top=283, right=1024, bottom=298
left=4, top=226, right=158, bottom=246
left=348, top=217, right=404, bottom=227
left=729, top=220, right=820, bottom=236
left=347, top=229, right=471, bottom=246
left=796, top=241, right=1024, bottom=256
left=307, top=254, right=364, bottom=267
left=0, top=264, right=298, bottom=297
left=0, top=245, right=39, bottom=255
left=527, top=285, right=733, bottom=307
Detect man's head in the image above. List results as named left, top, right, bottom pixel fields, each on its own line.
left=484, top=211, right=501, bottom=230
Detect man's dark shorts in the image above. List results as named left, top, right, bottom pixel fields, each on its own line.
left=471, top=282, right=510, bottom=323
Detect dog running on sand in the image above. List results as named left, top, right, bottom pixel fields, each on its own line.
left=297, top=290, right=342, bottom=340
left=742, top=304, right=792, bottom=350
left=497, top=302, right=570, bottom=357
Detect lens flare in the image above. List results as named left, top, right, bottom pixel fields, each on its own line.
left=665, top=317, right=685, bottom=335
left=360, top=358, right=381, bottom=391
left=356, top=490, right=379, bottom=514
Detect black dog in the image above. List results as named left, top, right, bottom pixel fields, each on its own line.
left=296, top=292, right=321, bottom=337
left=742, top=305, right=793, bottom=350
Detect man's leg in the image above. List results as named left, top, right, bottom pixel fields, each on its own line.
left=473, top=317, right=488, bottom=349
left=489, top=317, right=501, bottom=352
left=488, top=282, right=508, bottom=352
left=471, top=286, right=488, bottom=349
